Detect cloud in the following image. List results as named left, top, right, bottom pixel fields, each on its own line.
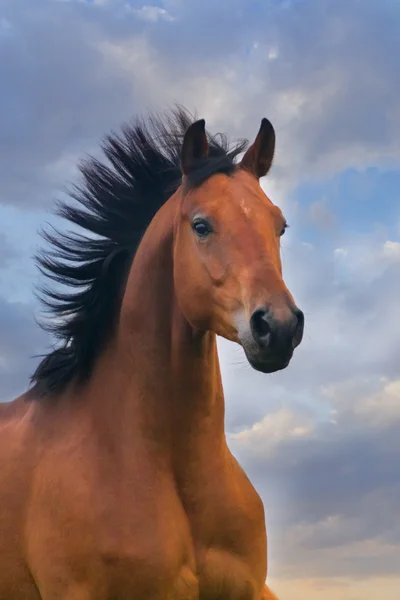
left=0, top=0, right=135, bottom=207
left=0, top=295, right=46, bottom=401
left=271, top=575, right=400, bottom=600
left=131, top=5, right=174, bottom=22
left=0, top=232, right=17, bottom=268
left=1, top=0, right=400, bottom=209
left=226, top=374, right=400, bottom=579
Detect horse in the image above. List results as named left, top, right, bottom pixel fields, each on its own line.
left=0, top=107, right=303, bottom=600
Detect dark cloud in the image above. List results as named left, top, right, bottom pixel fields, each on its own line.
left=1, top=0, right=399, bottom=208
left=0, top=232, right=16, bottom=267
left=230, top=403, right=400, bottom=578
left=0, top=0, right=135, bottom=207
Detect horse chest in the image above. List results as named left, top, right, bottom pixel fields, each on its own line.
left=196, top=548, right=261, bottom=600
left=96, top=530, right=262, bottom=600
left=91, top=470, right=266, bottom=600
left=180, top=459, right=268, bottom=600
left=27, top=435, right=266, bottom=600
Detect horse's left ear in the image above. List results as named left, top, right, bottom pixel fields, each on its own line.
left=240, top=118, right=275, bottom=179
left=181, top=119, right=209, bottom=175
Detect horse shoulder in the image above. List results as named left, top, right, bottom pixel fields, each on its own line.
left=23, top=414, right=198, bottom=599
left=180, top=446, right=267, bottom=599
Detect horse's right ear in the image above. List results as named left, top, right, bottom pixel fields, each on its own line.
left=181, top=119, right=209, bottom=175
left=240, top=118, right=275, bottom=179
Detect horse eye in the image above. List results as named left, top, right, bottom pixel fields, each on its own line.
left=280, top=223, right=288, bottom=236
left=192, top=219, right=212, bottom=238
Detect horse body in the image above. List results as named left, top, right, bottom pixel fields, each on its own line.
left=0, top=400, right=268, bottom=600
left=0, top=109, right=303, bottom=599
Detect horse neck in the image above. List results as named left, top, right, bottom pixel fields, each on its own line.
left=85, top=194, right=226, bottom=460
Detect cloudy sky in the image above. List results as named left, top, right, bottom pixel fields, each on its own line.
left=1, top=0, right=399, bottom=598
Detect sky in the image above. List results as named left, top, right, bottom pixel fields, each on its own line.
left=0, top=0, right=400, bottom=598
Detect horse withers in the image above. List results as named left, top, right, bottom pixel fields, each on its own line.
left=0, top=109, right=303, bottom=600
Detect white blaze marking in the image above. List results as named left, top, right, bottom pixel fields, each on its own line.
left=240, top=198, right=251, bottom=217
left=234, top=309, right=258, bottom=353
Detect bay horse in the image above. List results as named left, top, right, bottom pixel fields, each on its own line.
left=0, top=108, right=303, bottom=600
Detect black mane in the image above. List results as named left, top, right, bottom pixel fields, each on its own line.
left=31, top=107, right=248, bottom=396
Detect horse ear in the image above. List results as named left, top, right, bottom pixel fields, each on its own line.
left=181, top=119, right=209, bottom=175
left=240, top=118, right=275, bottom=179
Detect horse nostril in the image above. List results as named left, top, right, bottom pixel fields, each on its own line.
left=292, top=308, right=304, bottom=349
left=250, top=309, right=271, bottom=347
left=250, top=306, right=304, bottom=352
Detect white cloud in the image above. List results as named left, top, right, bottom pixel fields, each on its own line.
left=334, top=247, right=348, bottom=258
left=131, top=5, right=174, bottom=22
left=383, top=240, right=400, bottom=259
left=230, top=407, right=315, bottom=456
left=356, top=382, right=400, bottom=426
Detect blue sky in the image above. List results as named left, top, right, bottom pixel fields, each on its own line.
left=1, top=1, right=400, bottom=598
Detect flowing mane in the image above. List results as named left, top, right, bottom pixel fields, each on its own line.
left=31, top=107, right=248, bottom=396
